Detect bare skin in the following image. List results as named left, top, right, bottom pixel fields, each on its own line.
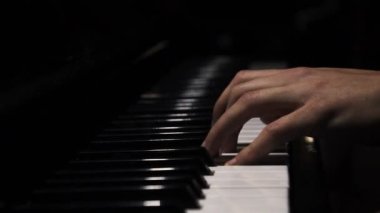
left=202, top=67, right=380, bottom=165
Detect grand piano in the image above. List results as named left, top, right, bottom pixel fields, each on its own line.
left=2, top=1, right=380, bottom=212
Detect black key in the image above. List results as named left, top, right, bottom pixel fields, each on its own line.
left=32, top=184, right=200, bottom=209
left=130, top=102, right=213, bottom=109
left=54, top=166, right=209, bottom=188
left=125, top=106, right=212, bottom=114
left=111, top=117, right=211, bottom=128
left=133, top=98, right=214, bottom=107
left=67, top=158, right=213, bottom=175
left=89, top=138, right=202, bottom=150
left=45, top=175, right=205, bottom=198
left=77, top=147, right=215, bottom=166
left=103, top=125, right=209, bottom=134
left=96, top=131, right=206, bottom=140
left=13, top=200, right=186, bottom=213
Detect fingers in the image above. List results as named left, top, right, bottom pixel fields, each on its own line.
left=203, top=86, right=295, bottom=157
left=226, top=103, right=325, bottom=165
left=212, top=70, right=281, bottom=125
left=204, top=93, right=253, bottom=157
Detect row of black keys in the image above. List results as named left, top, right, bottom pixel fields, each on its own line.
left=12, top=57, right=242, bottom=212
left=14, top=102, right=215, bottom=213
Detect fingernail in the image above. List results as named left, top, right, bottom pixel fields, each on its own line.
left=225, top=157, right=237, bottom=166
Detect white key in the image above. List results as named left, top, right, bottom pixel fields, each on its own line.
left=237, top=118, right=266, bottom=145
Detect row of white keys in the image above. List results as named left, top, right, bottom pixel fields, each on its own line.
left=188, top=118, right=289, bottom=213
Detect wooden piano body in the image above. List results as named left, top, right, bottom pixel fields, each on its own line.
left=1, top=1, right=380, bottom=212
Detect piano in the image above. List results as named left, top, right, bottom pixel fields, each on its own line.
left=2, top=1, right=380, bottom=213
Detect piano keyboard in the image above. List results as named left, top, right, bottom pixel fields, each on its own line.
left=11, top=56, right=289, bottom=213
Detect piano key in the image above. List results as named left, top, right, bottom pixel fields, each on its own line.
left=234, top=117, right=288, bottom=156
left=237, top=117, right=266, bottom=145
left=134, top=98, right=215, bottom=105
left=13, top=200, right=186, bottom=213
left=126, top=105, right=213, bottom=113
left=77, top=147, right=215, bottom=166
left=215, top=152, right=288, bottom=166
left=29, top=185, right=200, bottom=211
left=89, top=138, right=204, bottom=150
left=206, top=166, right=288, bottom=187
left=110, top=120, right=211, bottom=129
left=117, top=112, right=211, bottom=120
left=135, top=100, right=213, bottom=107
left=103, top=125, right=209, bottom=134
left=130, top=102, right=215, bottom=109
left=54, top=166, right=209, bottom=188
left=68, top=158, right=214, bottom=175
left=112, top=116, right=211, bottom=125
left=32, top=184, right=200, bottom=209
left=45, top=175, right=205, bottom=198
left=96, top=131, right=207, bottom=140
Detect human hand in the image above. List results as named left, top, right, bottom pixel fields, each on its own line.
left=202, top=67, right=380, bottom=165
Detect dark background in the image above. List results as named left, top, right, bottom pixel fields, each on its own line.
left=1, top=0, right=380, bottom=208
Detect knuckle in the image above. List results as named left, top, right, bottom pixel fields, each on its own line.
left=310, top=78, right=327, bottom=90
left=239, top=91, right=260, bottom=107
left=232, top=70, right=249, bottom=84
left=308, top=98, right=331, bottom=115
left=289, top=67, right=312, bottom=77
left=229, top=85, right=242, bottom=100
